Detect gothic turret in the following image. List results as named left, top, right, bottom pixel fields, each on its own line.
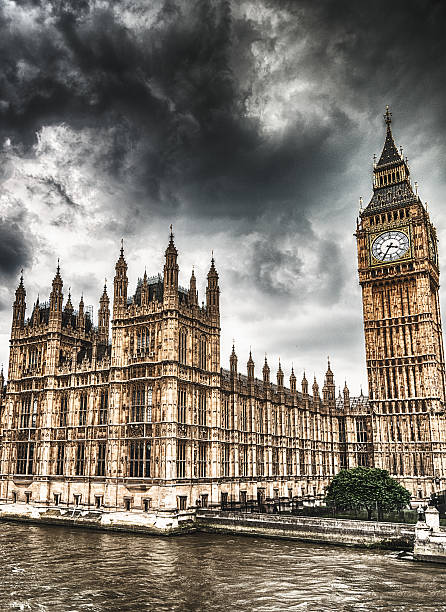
left=113, top=242, right=128, bottom=315
left=312, top=376, right=319, bottom=401
left=163, top=227, right=179, bottom=308
left=323, top=358, right=335, bottom=404
left=277, top=360, right=284, bottom=388
left=189, top=268, right=198, bottom=306
left=206, top=255, right=220, bottom=317
left=64, top=290, right=74, bottom=315
left=49, top=262, right=63, bottom=323
left=230, top=344, right=237, bottom=377
left=301, top=372, right=308, bottom=397
left=290, top=367, right=296, bottom=393
left=343, top=380, right=350, bottom=411
left=141, top=271, right=149, bottom=306
left=77, top=295, right=85, bottom=331
left=32, top=295, right=40, bottom=327
left=98, top=283, right=110, bottom=343
left=263, top=356, right=270, bottom=385
left=247, top=351, right=254, bottom=380
left=12, top=272, right=26, bottom=330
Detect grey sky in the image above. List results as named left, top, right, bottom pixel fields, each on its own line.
left=1, top=0, right=445, bottom=393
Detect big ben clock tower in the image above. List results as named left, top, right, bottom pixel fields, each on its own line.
left=356, top=107, right=446, bottom=496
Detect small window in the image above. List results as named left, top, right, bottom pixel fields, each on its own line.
left=54, top=493, right=61, bottom=506
left=73, top=494, right=82, bottom=507
left=24, top=491, right=31, bottom=504
left=201, top=494, right=208, bottom=508
left=143, top=498, right=152, bottom=512
left=178, top=496, right=187, bottom=510
left=240, top=491, right=247, bottom=505
left=12, top=491, right=17, bottom=503
left=124, top=498, right=131, bottom=511
left=95, top=496, right=103, bottom=509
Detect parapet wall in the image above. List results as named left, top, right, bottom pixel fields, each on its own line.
left=196, top=509, right=415, bottom=550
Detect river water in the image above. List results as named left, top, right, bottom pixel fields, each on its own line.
left=0, top=522, right=445, bottom=611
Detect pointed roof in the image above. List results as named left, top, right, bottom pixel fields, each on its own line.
left=247, top=350, right=254, bottom=366
left=52, top=260, right=63, bottom=290
left=64, top=289, right=73, bottom=313
left=376, top=107, right=402, bottom=167
left=15, top=270, right=25, bottom=297
left=100, top=281, right=109, bottom=304
left=207, top=252, right=218, bottom=278
left=165, top=225, right=178, bottom=256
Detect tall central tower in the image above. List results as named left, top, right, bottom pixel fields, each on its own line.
left=356, top=108, right=446, bottom=496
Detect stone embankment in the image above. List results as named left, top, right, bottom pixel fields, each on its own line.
left=196, top=509, right=415, bottom=550
left=0, top=502, right=422, bottom=553
left=414, top=507, right=446, bottom=563
left=0, top=502, right=196, bottom=535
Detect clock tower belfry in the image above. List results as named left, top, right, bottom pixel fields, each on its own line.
left=356, top=108, right=446, bottom=495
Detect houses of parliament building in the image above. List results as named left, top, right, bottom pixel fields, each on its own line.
left=1, top=109, right=446, bottom=517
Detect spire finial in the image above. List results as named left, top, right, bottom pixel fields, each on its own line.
left=120, top=238, right=124, bottom=256
left=384, top=105, right=392, bottom=126
left=56, top=258, right=60, bottom=274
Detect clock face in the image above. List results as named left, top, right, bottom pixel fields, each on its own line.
left=372, top=231, right=410, bottom=263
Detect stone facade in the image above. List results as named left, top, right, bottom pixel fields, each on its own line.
left=0, top=234, right=369, bottom=513
left=0, top=109, right=445, bottom=516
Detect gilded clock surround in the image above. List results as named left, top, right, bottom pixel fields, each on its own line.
left=369, top=227, right=411, bottom=266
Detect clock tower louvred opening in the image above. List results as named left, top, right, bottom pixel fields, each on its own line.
left=356, top=107, right=446, bottom=493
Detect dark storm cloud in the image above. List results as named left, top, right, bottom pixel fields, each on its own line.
left=0, top=0, right=355, bottom=226
left=0, top=217, right=32, bottom=285
left=1, top=0, right=445, bottom=222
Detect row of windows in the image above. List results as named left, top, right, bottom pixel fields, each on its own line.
left=16, top=442, right=153, bottom=478
left=179, top=329, right=207, bottom=369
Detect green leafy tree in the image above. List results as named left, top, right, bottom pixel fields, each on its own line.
left=325, top=467, right=411, bottom=520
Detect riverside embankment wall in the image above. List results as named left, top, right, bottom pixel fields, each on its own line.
left=196, top=509, right=416, bottom=550
left=0, top=503, right=416, bottom=550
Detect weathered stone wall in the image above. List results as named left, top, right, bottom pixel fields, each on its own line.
left=196, top=509, right=415, bottom=550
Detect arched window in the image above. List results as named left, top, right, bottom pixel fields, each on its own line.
left=199, top=335, right=207, bottom=370
left=179, top=328, right=187, bottom=365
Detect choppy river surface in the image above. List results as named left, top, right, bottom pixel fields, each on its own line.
left=0, top=521, right=445, bottom=611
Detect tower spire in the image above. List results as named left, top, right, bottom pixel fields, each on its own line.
left=363, top=107, right=416, bottom=215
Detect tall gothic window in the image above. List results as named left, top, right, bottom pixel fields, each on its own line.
left=59, top=395, right=68, bottom=427
left=75, top=443, right=85, bottom=476
left=131, top=386, right=145, bottom=422
left=286, top=449, right=293, bottom=476
left=221, top=395, right=230, bottom=429
left=96, top=442, right=107, bottom=477
left=99, top=390, right=108, bottom=425
left=19, top=396, right=31, bottom=429
left=272, top=447, right=279, bottom=476
left=31, top=399, right=38, bottom=428
left=222, top=444, right=230, bottom=477
left=198, top=390, right=207, bottom=426
left=199, top=335, right=207, bottom=370
left=79, top=392, right=88, bottom=426
left=240, top=445, right=248, bottom=476
left=179, top=328, right=187, bottom=365
left=129, top=441, right=151, bottom=477
left=55, top=443, right=65, bottom=475
left=16, top=442, right=34, bottom=475
left=177, top=440, right=186, bottom=478
left=257, top=446, right=264, bottom=477
left=130, top=386, right=152, bottom=422
left=178, top=387, right=187, bottom=423
left=198, top=443, right=207, bottom=478
left=240, top=400, right=247, bottom=431
left=258, top=404, right=264, bottom=434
